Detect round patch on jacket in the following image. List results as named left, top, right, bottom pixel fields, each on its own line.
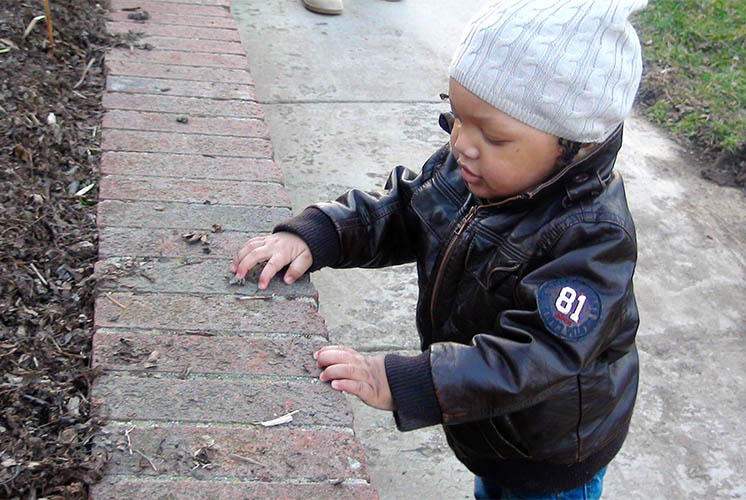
left=537, top=279, right=601, bottom=341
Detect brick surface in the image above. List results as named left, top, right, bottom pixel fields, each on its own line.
left=94, top=293, right=326, bottom=334
left=99, top=176, right=288, bottom=206
left=91, top=375, right=351, bottom=426
left=111, top=0, right=232, bottom=18
left=107, top=47, right=248, bottom=69
left=146, top=0, right=229, bottom=5
left=91, top=480, right=378, bottom=500
left=95, top=258, right=316, bottom=298
left=103, top=110, right=269, bottom=138
left=106, top=21, right=240, bottom=41
left=101, top=130, right=273, bottom=158
left=107, top=76, right=256, bottom=100
left=99, top=226, right=250, bottom=259
left=100, top=152, right=281, bottom=182
left=106, top=60, right=252, bottom=84
left=103, top=92, right=264, bottom=118
left=92, top=330, right=323, bottom=376
left=108, top=11, right=237, bottom=29
left=96, top=423, right=368, bottom=480
left=94, top=4, right=377, bottom=498
left=97, top=200, right=288, bottom=232
left=128, top=36, right=246, bottom=54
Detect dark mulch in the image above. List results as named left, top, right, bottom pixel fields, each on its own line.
left=0, top=1, right=128, bottom=497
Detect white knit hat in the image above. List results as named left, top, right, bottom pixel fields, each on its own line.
left=449, top=0, right=647, bottom=143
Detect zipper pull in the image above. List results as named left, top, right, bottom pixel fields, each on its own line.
left=454, top=206, right=477, bottom=236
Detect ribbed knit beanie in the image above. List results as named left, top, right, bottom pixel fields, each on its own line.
left=449, top=0, right=647, bottom=143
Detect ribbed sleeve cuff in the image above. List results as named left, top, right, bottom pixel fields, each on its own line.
left=384, top=351, right=442, bottom=431
left=273, top=207, right=340, bottom=272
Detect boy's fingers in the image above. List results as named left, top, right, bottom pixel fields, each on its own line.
left=257, top=254, right=290, bottom=289
left=330, top=379, right=370, bottom=400
left=232, top=237, right=266, bottom=271
left=314, top=346, right=360, bottom=366
left=283, top=250, right=312, bottom=284
left=319, top=362, right=359, bottom=382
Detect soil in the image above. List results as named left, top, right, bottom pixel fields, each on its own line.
left=637, top=63, right=746, bottom=190
left=0, top=1, right=131, bottom=498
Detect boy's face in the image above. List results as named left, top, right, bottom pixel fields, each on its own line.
left=448, top=78, right=562, bottom=200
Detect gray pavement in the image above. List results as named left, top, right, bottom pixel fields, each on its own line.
left=230, top=1, right=746, bottom=498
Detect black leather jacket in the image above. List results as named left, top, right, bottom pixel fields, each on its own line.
left=277, top=124, right=639, bottom=493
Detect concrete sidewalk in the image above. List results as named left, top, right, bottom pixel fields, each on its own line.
left=89, top=0, right=377, bottom=498
left=229, top=1, right=746, bottom=499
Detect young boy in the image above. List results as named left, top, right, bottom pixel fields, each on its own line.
left=231, top=0, right=645, bottom=497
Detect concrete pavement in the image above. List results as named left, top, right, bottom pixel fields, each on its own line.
left=230, top=0, right=746, bottom=499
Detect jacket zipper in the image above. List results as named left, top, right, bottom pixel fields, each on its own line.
left=429, top=205, right=478, bottom=327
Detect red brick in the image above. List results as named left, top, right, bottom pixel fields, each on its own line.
left=106, top=21, right=240, bottom=41
left=95, top=423, right=368, bottom=480
left=92, top=331, right=324, bottom=376
left=111, top=0, right=231, bottom=18
left=108, top=11, right=237, bottom=29
left=98, top=226, right=250, bottom=259
left=94, top=257, right=315, bottom=298
left=94, top=293, right=326, bottom=334
left=90, top=375, right=350, bottom=426
left=91, top=479, right=378, bottom=500
left=100, top=152, right=282, bottom=182
left=103, top=93, right=263, bottom=118
left=130, top=35, right=245, bottom=54
left=106, top=60, right=252, bottom=84
left=107, top=47, right=248, bottom=69
left=101, top=130, right=273, bottom=158
left=97, top=200, right=288, bottom=232
left=107, top=76, right=256, bottom=100
left=98, top=176, right=288, bottom=205
left=154, top=0, right=230, bottom=5
left=146, top=0, right=230, bottom=5
left=103, top=110, right=268, bottom=138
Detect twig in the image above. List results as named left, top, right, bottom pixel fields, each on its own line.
left=235, top=295, right=274, bottom=301
left=134, top=449, right=158, bottom=472
left=124, top=426, right=135, bottom=455
left=228, top=453, right=267, bottom=467
left=43, top=0, right=55, bottom=48
left=23, top=15, right=46, bottom=40
left=28, top=262, right=48, bottom=286
left=73, top=57, right=96, bottom=89
left=0, top=466, right=20, bottom=486
left=104, top=292, right=127, bottom=310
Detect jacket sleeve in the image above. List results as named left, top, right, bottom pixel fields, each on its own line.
left=386, top=218, right=638, bottom=430
left=275, top=144, right=450, bottom=271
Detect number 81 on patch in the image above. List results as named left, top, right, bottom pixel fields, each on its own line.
left=537, top=279, right=602, bottom=341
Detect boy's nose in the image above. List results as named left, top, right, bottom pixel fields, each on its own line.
left=453, top=131, right=479, bottom=160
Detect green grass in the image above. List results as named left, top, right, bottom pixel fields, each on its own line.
left=633, top=0, right=746, bottom=154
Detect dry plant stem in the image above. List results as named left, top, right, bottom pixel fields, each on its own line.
left=43, top=0, right=55, bottom=48
left=104, top=292, right=127, bottom=309
left=134, top=449, right=157, bottom=472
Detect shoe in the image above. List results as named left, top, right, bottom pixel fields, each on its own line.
left=302, top=0, right=343, bottom=15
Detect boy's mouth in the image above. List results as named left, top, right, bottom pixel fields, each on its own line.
left=459, top=163, right=481, bottom=184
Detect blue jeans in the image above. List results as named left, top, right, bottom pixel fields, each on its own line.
left=474, top=467, right=607, bottom=500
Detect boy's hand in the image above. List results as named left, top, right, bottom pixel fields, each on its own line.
left=230, top=232, right=312, bottom=290
left=314, top=345, right=395, bottom=411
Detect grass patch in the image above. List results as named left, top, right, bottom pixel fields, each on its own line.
left=633, top=0, right=745, bottom=184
